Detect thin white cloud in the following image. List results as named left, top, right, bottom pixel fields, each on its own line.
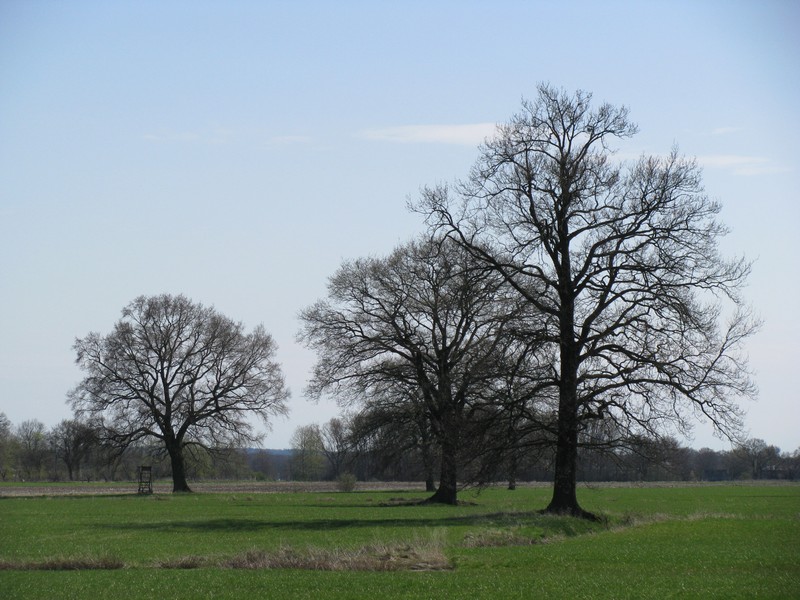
left=268, top=135, right=312, bottom=145
left=698, top=154, right=792, bottom=176
left=699, top=155, right=768, bottom=168
left=358, top=123, right=497, bottom=146
left=729, top=164, right=793, bottom=176
left=710, top=126, right=742, bottom=136
left=607, top=151, right=791, bottom=177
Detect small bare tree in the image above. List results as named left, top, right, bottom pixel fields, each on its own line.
left=15, top=420, right=48, bottom=480
left=49, top=419, right=98, bottom=481
left=0, top=413, right=15, bottom=481
left=320, top=417, right=351, bottom=478
left=289, top=424, right=325, bottom=481
left=70, top=294, right=289, bottom=492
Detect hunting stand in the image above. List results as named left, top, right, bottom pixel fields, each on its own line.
left=137, top=466, right=153, bottom=494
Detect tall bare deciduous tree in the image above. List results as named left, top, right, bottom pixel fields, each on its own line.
left=298, top=235, right=531, bottom=504
left=70, top=294, right=289, bottom=492
left=418, top=84, right=758, bottom=517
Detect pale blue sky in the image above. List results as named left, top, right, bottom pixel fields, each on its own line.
left=1, top=0, right=797, bottom=451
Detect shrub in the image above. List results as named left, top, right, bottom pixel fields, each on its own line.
left=336, top=473, right=357, bottom=492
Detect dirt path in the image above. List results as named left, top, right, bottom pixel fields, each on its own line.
left=0, top=481, right=430, bottom=497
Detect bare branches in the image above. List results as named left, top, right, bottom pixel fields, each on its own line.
left=298, top=235, right=543, bottom=503
left=416, top=85, right=758, bottom=516
left=69, top=294, right=289, bottom=491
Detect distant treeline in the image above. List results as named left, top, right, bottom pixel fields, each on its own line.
left=1, top=412, right=796, bottom=484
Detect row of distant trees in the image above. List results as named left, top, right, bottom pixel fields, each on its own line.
left=290, top=416, right=799, bottom=484
left=0, top=413, right=252, bottom=483
left=2, top=412, right=796, bottom=484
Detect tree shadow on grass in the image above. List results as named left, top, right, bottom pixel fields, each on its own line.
left=99, top=509, right=593, bottom=536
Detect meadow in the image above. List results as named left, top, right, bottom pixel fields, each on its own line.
left=1, top=482, right=798, bottom=599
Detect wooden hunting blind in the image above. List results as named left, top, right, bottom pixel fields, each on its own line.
left=137, top=466, right=152, bottom=494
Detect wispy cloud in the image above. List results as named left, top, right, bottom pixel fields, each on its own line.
left=357, top=123, right=497, bottom=146
left=611, top=150, right=791, bottom=177
left=699, top=155, right=768, bottom=169
left=698, top=154, right=792, bottom=176
left=268, top=135, right=312, bottom=145
left=710, top=126, right=742, bottom=136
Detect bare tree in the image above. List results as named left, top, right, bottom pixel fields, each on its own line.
left=299, top=235, right=532, bottom=504
left=347, top=391, right=440, bottom=490
left=320, top=417, right=351, bottom=478
left=70, top=294, right=289, bottom=492
left=419, top=84, right=758, bottom=517
left=248, top=449, right=274, bottom=480
left=0, top=413, right=15, bottom=481
left=15, top=419, right=48, bottom=480
left=733, top=438, right=782, bottom=479
left=49, top=419, right=99, bottom=481
left=289, top=424, right=325, bottom=481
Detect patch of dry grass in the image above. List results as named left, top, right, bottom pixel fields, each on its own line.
left=462, top=527, right=540, bottom=548
left=145, top=537, right=452, bottom=572
left=0, top=555, right=124, bottom=571
left=1, top=539, right=451, bottom=573
left=223, top=537, right=452, bottom=572
left=151, top=538, right=453, bottom=572
left=153, top=555, right=209, bottom=569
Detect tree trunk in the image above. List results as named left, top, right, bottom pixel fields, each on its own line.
left=419, top=427, right=437, bottom=492
left=545, top=283, right=594, bottom=518
left=545, top=393, right=582, bottom=515
left=428, top=447, right=457, bottom=504
left=508, top=441, right=519, bottom=490
left=427, top=424, right=458, bottom=504
left=166, top=439, right=192, bottom=493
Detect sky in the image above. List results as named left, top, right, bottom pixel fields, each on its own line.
left=1, top=0, right=798, bottom=452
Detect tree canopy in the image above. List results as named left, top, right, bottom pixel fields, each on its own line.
left=418, top=84, right=758, bottom=516
left=70, top=294, right=289, bottom=492
left=299, top=235, right=539, bottom=503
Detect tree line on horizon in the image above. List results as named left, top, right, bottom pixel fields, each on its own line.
left=0, top=412, right=797, bottom=485
left=15, top=85, right=763, bottom=519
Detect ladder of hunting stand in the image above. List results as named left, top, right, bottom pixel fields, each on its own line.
left=137, top=466, right=152, bottom=494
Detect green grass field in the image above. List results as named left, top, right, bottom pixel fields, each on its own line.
left=1, top=483, right=798, bottom=599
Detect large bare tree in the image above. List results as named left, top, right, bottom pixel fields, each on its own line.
left=299, top=236, right=532, bottom=504
left=70, top=294, right=289, bottom=492
left=419, top=84, right=758, bottom=517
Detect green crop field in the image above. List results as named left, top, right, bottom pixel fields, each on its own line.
left=1, top=483, right=798, bottom=599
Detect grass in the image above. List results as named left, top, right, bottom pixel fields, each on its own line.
left=1, top=483, right=798, bottom=598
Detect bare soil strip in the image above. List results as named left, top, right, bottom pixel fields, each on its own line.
left=2, top=479, right=790, bottom=497
left=0, top=481, right=434, bottom=497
